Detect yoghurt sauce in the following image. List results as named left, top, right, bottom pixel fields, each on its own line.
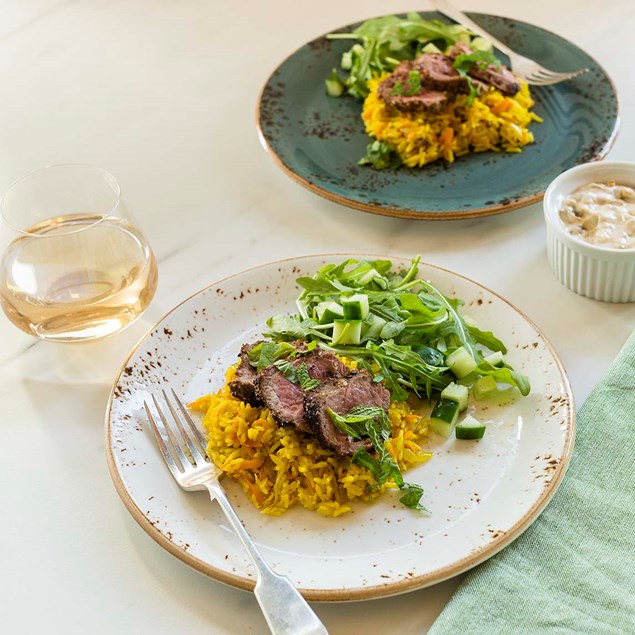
left=559, top=181, right=635, bottom=249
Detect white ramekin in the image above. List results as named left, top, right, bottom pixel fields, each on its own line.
left=543, top=161, right=635, bottom=303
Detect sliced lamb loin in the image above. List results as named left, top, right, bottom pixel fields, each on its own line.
left=301, top=347, right=349, bottom=379
left=445, top=42, right=520, bottom=96
left=228, top=342, right=263, bottom=406
left=256, top=364, right=309, bottom=432
left=445, top=42, right=473, bottom=59
left=413, top=53, right=468, bottom=94
left=304, top=370, right=391, bottom=456
left=381, top=87, right=449, bottom=113
left=469, top=64, right=520, bottom=96
left=377, top=60, right=448, bottom=113
left=255, top=349, right=349, bottom=434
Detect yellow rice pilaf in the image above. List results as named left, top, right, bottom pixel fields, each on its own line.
left=362, top=74, right=542, bottom=167
left=189, top=366, right=432, bottom=518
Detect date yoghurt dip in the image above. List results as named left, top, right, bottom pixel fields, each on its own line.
left=559, top=181, right=635, bottom=249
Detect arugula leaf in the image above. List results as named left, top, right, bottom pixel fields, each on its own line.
left=296, top=277, right=340, bottom=294
left=380, top=321, right=406, bottom=340
left=400, top=292, right=448, bottom=327
left=414, top=345, right=445, bottom=367
left=358, top=141, right=402, bottom=170
left=467, top=323, right=507, bottom=354
left=476, top=362, right=531, bottom=396
left=265, top=314, right=329, bottom=342
left=421, top=281, right=479, bottom=360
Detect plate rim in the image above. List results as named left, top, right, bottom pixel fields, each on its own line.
left=255, top=11, right=620, bottom=220
left=105, top=253, right=576, bottom=601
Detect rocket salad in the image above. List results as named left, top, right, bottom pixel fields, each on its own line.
left=265, top=255, right=530, bottom=407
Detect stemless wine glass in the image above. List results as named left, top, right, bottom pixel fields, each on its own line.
left=0, top=164, right=158, bottom=342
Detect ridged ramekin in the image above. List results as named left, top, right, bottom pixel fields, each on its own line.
left=543, top=161, right=635, bottom=303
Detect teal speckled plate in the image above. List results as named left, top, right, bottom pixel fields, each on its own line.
left=257, top=12, right=619, bottom=220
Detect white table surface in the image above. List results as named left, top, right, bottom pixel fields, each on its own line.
left=1, top=1, right=633, bottom=633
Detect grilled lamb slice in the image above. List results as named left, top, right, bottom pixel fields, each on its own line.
left=413, top=53, right=468, bottom=94
left=445, top=42, right=520, bottom=96
left=301, top=348, right=349, bottom=379
left=445, top=42, right=474, bottom=59
left=304, top=371, right=391, bottom=456
left=469, top=64, right=520, bottom=96
left=255, top=350, right=349, bottom=434
left=256, top=364, right=309, bottom=432
left=229, top=342, right=262, bottom=406
left=378, top=61, right=448, bottom=113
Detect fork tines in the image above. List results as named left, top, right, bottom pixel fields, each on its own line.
left=144, top=389, right=208, bottom=475
left=523, top=68, right=589, bottom=86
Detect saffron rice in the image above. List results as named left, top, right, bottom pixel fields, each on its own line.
left=189, top=367, right=432, bottom=518
left=362, top=74, right=542, bottom=167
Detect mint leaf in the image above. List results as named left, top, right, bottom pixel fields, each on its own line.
left=391, top=70, right=422, bottom=96
left=248, top=341, right=297, bottom=372
left=273, top=358, right=297, bottom=381
left=358, top=141, right=402, bottom=170
left=399, top=483, right=428, bottom=511
left=297, top=363, right=320, bottom=391
left=328, top=405, right=427, bottom=511
left=452, top=50, right=502, bottom=106
left=327, top=408, right=362, bottom=438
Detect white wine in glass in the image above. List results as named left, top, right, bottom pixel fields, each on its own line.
left=0, top=165, right=158, bottom=342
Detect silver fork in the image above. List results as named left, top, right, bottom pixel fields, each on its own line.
left=430, top=0, right=588, bottom=85
left=144, top=388, right=328, bottom=635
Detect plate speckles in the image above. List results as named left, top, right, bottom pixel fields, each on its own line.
left=105, top=254, right=575, bottom=601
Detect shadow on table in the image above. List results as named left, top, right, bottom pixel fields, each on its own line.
left=5, top=316, right=156, bottom=386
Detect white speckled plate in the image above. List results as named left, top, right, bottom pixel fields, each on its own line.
left=105, top=254, right=575, bottom=601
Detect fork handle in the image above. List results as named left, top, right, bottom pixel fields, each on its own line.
left=205, top=482, right=328, bottom=635
left=429, top=0, right=516, bottom=58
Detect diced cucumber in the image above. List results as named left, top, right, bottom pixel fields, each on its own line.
left=315, top=301, right=343, bottom=325
left=473, top=375, right=498, bottom=400
left=430, top=399, right=460, bottom=438
left=470, top=37, right=493, bottom=53
left=421, top=42, right=442, bottom=54
left=332, top=319, right=362, bottom=345
left=446, top=346, right=477, bottom=379
left=356, top=268, right=387, bottom=288
left=455, top=414, right=487, bottom=440
left=361, top=313, right=386, bottom=340
left=440, top=382, right=469, bottom=411
left=484, top=351, right=504, bottom=367
left=341, top=51, right=353, bottom=70
left=342, top=294, right=370, bottom=320
left=325, top=69, right=345, bottom=97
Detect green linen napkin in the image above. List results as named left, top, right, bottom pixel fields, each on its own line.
left=429, top=330, right=635, bottom=635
